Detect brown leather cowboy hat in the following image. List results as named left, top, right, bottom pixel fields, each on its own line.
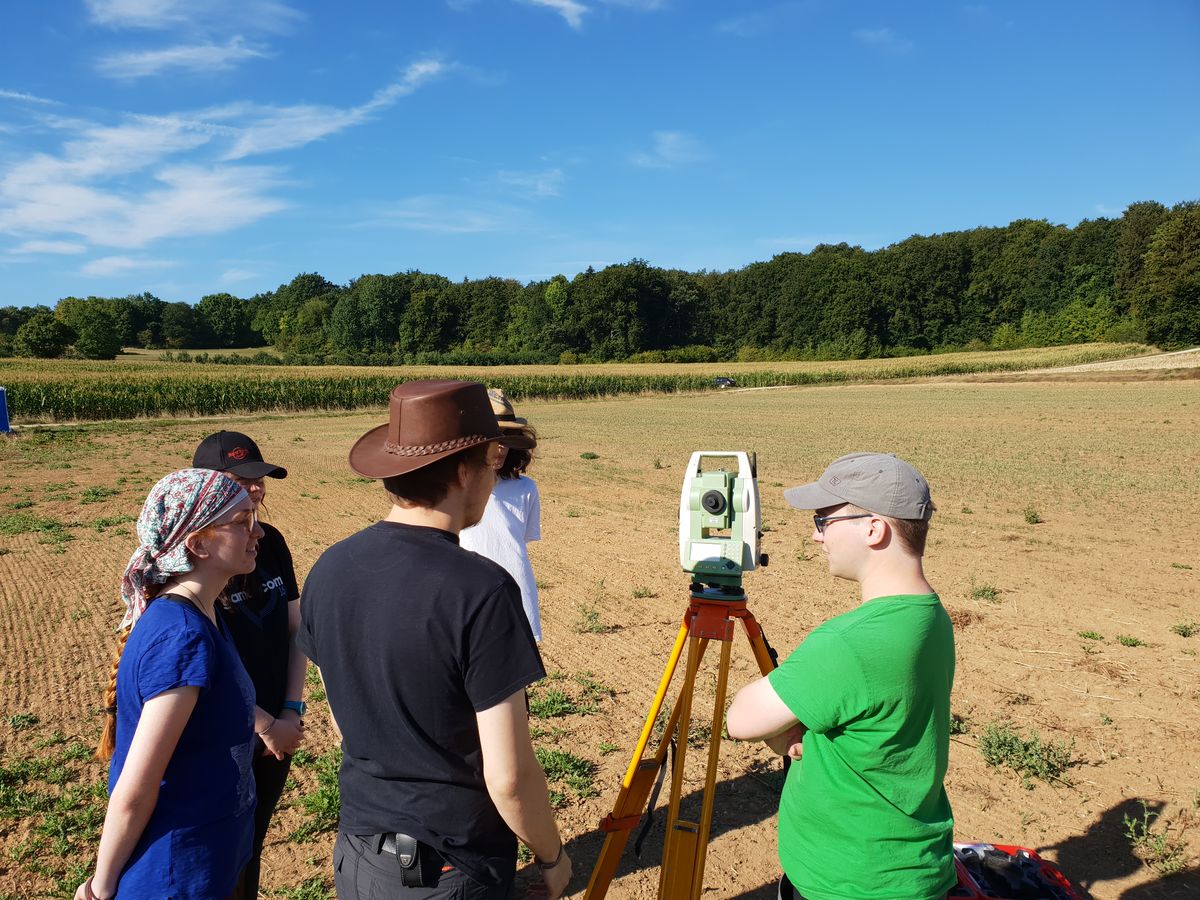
left=350, top=380, right=514, bottom=479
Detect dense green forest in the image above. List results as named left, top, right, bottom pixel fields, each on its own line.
left=2, top=200, right=1196, bottom=363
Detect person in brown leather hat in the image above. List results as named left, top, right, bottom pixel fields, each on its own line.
left=298, top=381, right=571, bottom=900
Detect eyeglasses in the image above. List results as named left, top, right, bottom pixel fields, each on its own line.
left=213, top=510, right=259, bottom=534
left=812, top=513, right=872, bottom=534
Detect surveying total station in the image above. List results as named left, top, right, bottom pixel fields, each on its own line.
left=584, top=452, right=781, bottom=900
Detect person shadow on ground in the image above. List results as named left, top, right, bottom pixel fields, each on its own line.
left=549, top=758, right=786, bottom=899
left=1036, top=797, right=1200, bottom=900
left=560, top=791, right=1200, bottom=900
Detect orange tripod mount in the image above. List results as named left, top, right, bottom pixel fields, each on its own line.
left=583, top=582, right=779, bottom=900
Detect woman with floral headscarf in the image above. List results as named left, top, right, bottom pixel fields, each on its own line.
left=75, top=469, right=264, bottom=900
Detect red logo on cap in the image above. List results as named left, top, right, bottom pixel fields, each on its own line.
left=228, top=447, right=249, bottom=460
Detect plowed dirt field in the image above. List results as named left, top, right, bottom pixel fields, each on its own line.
left=1, top=378, right=1197, bottom=899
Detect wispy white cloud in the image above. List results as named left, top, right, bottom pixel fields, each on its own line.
left=631, top=131, right=708, bottom=169
left=460, top=0, right=659, bottom=29
left=853, top=27, right=914, bottom=53
left=97, top=36, right=271, bottom=78
left=0, top=160, right=288, bottom=249
left=85, top=0, right=304, bottom=34
left=715, top=12, right=772, bottom=37
left=496, top=168, right=564, bottom=197
left=524, top=0, right=588, bottom=30
left=10, top=240, right=87, bottom=255
left=221, top=59, right=446, bottom=159
left=85, top=0, right=191, bottom=30
left=81, top=255, right=176, bottom=277
left=0, top=62, right=444, bottom=254
left=0, top=110, right=284, bottom=249
left=373, top=196, right=511, bottom=234
left=715, top=3, right=813, bottom=38
left=0, top=88, right=60, bottom=105
left=220, top=267, right=259, bottom=284
left=600, top=0, right=667, bottom=9
left=3, top=117, right=214, bottom=191
left=962, top=5, right=1014, bottom=29
left=1094, top=203, right=1124, bottom=217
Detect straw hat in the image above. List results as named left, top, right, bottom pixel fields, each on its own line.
left=488, top=388, right=536, bottom=449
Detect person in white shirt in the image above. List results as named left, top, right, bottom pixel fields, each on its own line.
left=459, top=389, right=543, bottom=641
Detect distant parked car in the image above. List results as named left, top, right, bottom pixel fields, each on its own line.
left=714, top=377, right=737, bottom=389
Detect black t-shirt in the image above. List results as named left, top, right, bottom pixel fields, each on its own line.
left=219, top=522, right=298, bottom=716
left=297, top=521, right=545, bottom=886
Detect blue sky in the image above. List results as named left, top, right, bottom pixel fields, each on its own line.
left=1, top=0, right=1197, bottom=306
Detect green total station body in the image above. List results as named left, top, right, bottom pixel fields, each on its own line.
left=678, top=451, right=763, bottom=589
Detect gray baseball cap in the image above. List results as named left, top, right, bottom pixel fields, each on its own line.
left=783, top=452, right=935, bottom=520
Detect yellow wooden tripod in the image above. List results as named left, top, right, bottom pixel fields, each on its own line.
left=584, top=584, right=779, bottom=900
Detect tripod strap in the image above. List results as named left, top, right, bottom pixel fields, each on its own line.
left=633, top=737, right=676, bottom=858
left=758, top=625, right=791, bottom=777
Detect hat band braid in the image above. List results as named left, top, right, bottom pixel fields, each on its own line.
left=383, top=434, right=490, bottom=457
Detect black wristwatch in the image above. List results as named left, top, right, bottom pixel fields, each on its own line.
left=281, top=700, right=306, bottom=716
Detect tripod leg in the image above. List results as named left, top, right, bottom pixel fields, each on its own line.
left=689, top=637, right=733, bottom=900
left=740, top=610, right=780, bottom=677
left=658, top=633, right=706, bottom=900
left=585, top=620, right=696, bottom=900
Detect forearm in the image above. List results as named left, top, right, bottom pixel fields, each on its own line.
left=253, top=705, right=275, bottom=734
left=91, top=783, right=160, bottom=896
left=763, top=729, right=794, bottom=755
left=284, top=600, right=307, bottom=706
left=284, top=639, right=308, bottom=705
left=485, top=763, right=562, bottom=861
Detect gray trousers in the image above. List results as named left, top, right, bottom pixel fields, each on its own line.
left=333, top=831, right=512, bottom=900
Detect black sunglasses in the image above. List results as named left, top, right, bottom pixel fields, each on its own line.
left=813, top=513, right=872, bottom=534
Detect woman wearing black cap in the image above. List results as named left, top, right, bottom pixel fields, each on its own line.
left=193, top=430, right=306, bottom=899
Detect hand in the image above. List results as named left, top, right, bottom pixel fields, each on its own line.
left=528, top=848, right=572, bottom=900
left=260, top=713, right=304, bottom=758
left=765, top=722, right=806, bottom=759
left=75, top=876, right=114, bottom=900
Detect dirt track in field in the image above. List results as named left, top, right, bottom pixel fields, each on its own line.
left=1, top=378, right=1198, bottom=899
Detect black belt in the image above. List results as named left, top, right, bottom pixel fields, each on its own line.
left=373, top=833, right=453, bottom=886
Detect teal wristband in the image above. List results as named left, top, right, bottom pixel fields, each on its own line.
left=281, top=700, right=306, bottom=716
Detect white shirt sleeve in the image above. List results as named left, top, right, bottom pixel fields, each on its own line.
left=525, top=479, right=541, bottom=543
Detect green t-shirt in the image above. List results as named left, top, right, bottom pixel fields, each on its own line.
left=767, top=594, right=956, bottom=900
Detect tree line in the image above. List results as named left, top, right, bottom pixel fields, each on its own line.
left=2, top=200, right=1195, bottom=363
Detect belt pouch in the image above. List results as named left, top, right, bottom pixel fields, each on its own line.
left=392, top=833, right=446, bottom=888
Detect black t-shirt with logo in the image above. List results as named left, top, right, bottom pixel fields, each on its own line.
left=297, top=521, right=545, bottom=886
left=219, top=522, right=298, bottom=716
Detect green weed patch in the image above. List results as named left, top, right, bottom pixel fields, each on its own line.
left=979, top=721, right=1075, bottom=788
left=290, top=748, right=341, bottom=842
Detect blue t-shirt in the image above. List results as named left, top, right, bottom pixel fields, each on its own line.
left=109, top=596, right=256, bottom=898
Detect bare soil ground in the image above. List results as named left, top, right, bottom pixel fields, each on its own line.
left=1, top=377, right=1198, bottom=899
left=1038, top=347, right=1200, bottom=372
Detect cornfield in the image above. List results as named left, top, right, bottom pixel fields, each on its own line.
left=0, top=343, right=1150, bottom=423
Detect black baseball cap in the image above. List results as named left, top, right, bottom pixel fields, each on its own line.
left=193, top=431, right=287, bottom=479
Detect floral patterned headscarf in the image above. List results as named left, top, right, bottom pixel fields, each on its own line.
left=119, top=468, right=248, bottom=629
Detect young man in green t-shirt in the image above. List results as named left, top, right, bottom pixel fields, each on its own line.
left=727, top=452, right=956, bottom=900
